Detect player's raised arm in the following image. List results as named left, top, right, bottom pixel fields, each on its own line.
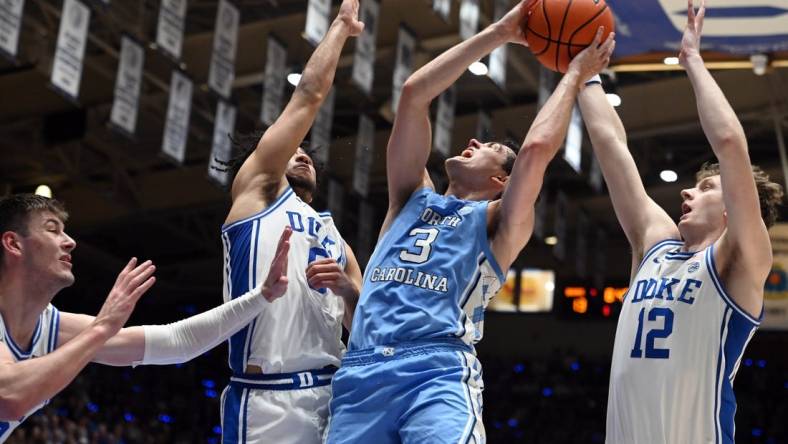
left=386, top=0, right=535, bottom=210
left=0, top=258, right=154, bottom=420
left=491, top=29, right=615, bottom=271
left=231, top=0, right=363, bottom=201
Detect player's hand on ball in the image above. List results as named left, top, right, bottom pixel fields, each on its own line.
left=567, top=26, right=616, bottom=80
left=679, top=0, right=705, bottom=67
left=261, top=227, right=292, bottom=302
left=496, top=0, right=540, bottom=46
left=336, top=0, right=365, bottom=37
left=306, top=258, right=358, bottom=299
left=93, top=258, right=157, bottom=337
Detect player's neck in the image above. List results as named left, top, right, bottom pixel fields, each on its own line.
left=0, top=271, right=55, bottom=348
left=679, top=225, right=725, bottom=253
left=292, top=186, right=313, bottom=204
left=444, top=181, right=495, bottom=201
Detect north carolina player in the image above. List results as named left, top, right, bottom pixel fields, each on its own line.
left=325, top=1, right=615, bottom=442
left=577, top=1, right=784, bottom=442
left=216, top=1, right=363, bottom=443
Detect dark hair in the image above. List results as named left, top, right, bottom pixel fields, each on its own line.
left=0, top=194, right=69, bottom=270
left=500, top=139, right=520, bottom=176
left=211, top=131, right=326, bottom=182
left=695, top=162, right=784, bottom=228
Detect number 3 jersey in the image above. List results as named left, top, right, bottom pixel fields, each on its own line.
left=607, top=239, right=762, bottom=444
left=221, top=186, right=348, bottom=374
left=348, top=187, right=505, bottom=351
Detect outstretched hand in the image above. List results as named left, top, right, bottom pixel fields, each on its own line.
left=496, top=0, right=540, bottom=46
left=567, top=27, right=616, bottom=81
left=336, top=0, right=365, bottom=37
left=261, top=227, right=292, bottom=302
left=679, top=0, right=705, bottom=66
left=93, top=258, right=157, bottom=337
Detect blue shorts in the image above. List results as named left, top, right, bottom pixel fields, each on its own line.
left=325, top=339, right=485, bottom=444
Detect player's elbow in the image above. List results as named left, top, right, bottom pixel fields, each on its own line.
left=399, top=79, right=430, bottom=108
left=521, top=138, right=553, bottom=164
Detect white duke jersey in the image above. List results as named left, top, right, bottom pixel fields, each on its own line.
left=607, top=239, right=761, bottom=444
left=221, top=186, right=348, bottom=374
left=0, top=304, right=61, bottom=442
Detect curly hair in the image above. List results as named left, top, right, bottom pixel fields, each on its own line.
left=695, top=162, right=784, bottom=228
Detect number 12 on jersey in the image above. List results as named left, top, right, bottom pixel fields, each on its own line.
left=630, top=307, right=674, bottom=359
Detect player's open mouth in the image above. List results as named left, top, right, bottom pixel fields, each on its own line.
left=60, top=255, right=72, bottom=266
left=461, top=149, right=473, bottom=158
left=680, top=203, right=692, bottom=219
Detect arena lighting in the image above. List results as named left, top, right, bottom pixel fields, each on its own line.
left=572, top=297, right=588, bottom=314
left=34, top=184, right=52, bottom=198
left=663, top=57, right=680, bottom=65
left=287, top=72, right=302, bottom=86
left=564, top=287, right=586, bottom=298
left=750, top=54, right=768, bottom=76
left=602, top=304, right=612, bottom=317
left=660, top=169, right=678, bottom=183
left=468, top=61, right=488, bottom=76
left=606, top=93, right=622, bottom=107
left=604, top=287, right=628, bottom=303
left=544, top=235, right=558, bottom=245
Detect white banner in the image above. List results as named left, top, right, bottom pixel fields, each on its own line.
left=459, top=0, right=479, bottom=41
left=208, top=0, right=239, bottom=99
left=304, top=0, right=331, bottom=47
left=563, top=105, right=583, bottom=173
left=351, top=0, right=380, bottom=95
left=156, top=0, right=187, bottom=62
left=432, top=0, right=450, bottom=22
left=110, top=36, right=145, bottom=137
left=391, top=25, right=416, bottom=114
left=161, top=70, right=192, bottom=164
left=311, top=88, right=335, bottom=168
left=553, top=191, right=568, bottom=261
left=433, top=85, right=456, bottom=157
left=476, top=109, right=492, bottom=141
left=208, top=100, right=237, bottom=187
left=0, top=0, right=25, bottom=60
left=51, top=0, right=90, bottom=101
left=489, top=0, right=508, bottom=89
left=353, top=115, right=375, bottom=197
left=764, top=223, right=788, bottom=330
left=327, top=178, right=344, bottom=226
left=358, top=201, right=375, bottom=266
left=576, top=210, right=589, bottom=278
left=261, top=36, right=287, bottom=126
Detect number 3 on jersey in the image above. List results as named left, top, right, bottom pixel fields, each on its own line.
left=399, top=228, right=439, bottom=264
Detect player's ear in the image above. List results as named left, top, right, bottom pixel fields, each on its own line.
left=1, top=231, right=23, bottom=258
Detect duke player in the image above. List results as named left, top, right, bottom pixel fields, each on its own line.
left=325, top=2, right=615, bottom=442
left=577, top=1, right=784, bottom=442
left=216, top=1, right=363, bottom=443
left=0, top=194, right=295, bottom=443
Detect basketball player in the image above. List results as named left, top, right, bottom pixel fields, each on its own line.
left=0, top=193, right=294, bottom=442
left=324, top=1, right=615, bottom=442
left=216, top=1, right=364, bottom=443
left=577, top=1, right=784, bottom=442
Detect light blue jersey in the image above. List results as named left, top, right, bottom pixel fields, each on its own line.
left=349, top=187, right=505, bottom=351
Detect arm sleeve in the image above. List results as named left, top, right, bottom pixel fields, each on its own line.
left=136, top=286, right=267, bottom=366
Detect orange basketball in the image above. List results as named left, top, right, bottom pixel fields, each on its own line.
left=523, top=0, right=615, bottom=73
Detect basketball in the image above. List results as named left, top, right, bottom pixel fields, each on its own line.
left=524, top=0, right=615, bottom=73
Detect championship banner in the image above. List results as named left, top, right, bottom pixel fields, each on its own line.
left=576, top=210, right=589, bottom=278
left=50, top=0, right=90, bottom=101
left=352, top=0, right=380, bottom=95
left=608, top=0, right=788, bottom=57
left=208, top=100, right=237, bottom=187
left=357, top=201, right=376, bottom=266
left=488, top=0, right=508, bottom=89
left=109, top=35, right=145, bottom=137
left=208, top=0, right=239, bottom=99
left=391, top=25, right=416, bottom=114
left=161, top=70, right=193, bottom=165
left=156, top=0, right=187, bottom=62
left=432, top=0, right=450, bottom=22
left=311, top=88, right=335, bottom=168
left=563, top=105, right=583, bottom=173
left=433, top=86, right=456, bottom=157
left=764, top=223, right=788, bottom=330
left=476, top=109, right=492, bottom=141
left=0, top=0, right=25, bottom=60
left=459, top=0, right=479, bottom=41
left=594, top=228, right=607, bottom=290
left=353, top=115, right=375, bottom=197
left=327, top=178, right=344, bottom=226
left=261, top=36, right=287, bottom=126
left=553, top=191, right=568, bottom=261
left=304, top=0, right=331, bottom=47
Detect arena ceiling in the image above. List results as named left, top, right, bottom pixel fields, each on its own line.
left=2, top=0, right=787, bottom=306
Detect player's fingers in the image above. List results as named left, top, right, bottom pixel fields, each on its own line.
left=129, top=276, right=156, bottom=303
left=309, top=273, right=340, bottom=287
left=592, top=26, right=604, bottom=49
left=115, top=257, right=137, bottom=284
left=127, top=264, right=156, bottom=290
left=275, top=227, right=293, bottom=252
left=687, top=0, right=695, bottom=26
left=307, top=264, right=341, bottom=279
